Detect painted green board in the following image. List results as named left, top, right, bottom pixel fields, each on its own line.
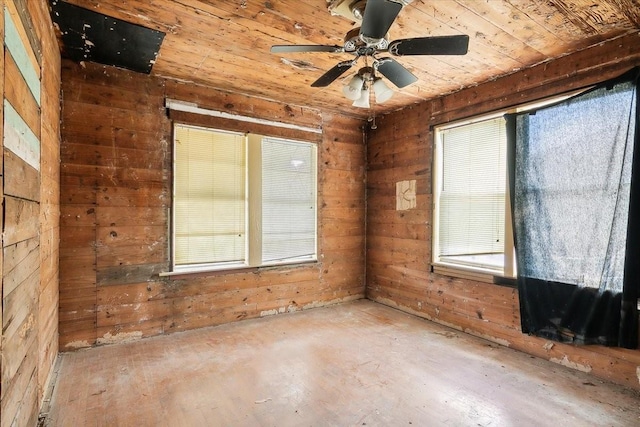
left=4, top=6, right=40, bottom=105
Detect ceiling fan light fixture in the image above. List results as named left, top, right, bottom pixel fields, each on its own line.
left=352, top=88, right=370, bottom=108
left=343, top=75, right=364, bottom=100
left=373, top=78, right=394, bottom=103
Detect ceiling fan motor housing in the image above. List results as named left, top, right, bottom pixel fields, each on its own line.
left=344, top=27, right=388, bottom=53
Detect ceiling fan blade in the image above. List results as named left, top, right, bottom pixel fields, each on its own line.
left=388, top=35, right=469, bottom=56
left=376, top=57, right=417, bottom=88
left=311, top=61, right=353, bottom=87
left=360, top=0, right=402, bottom=40
left=271, top=45, right=343, bottom=53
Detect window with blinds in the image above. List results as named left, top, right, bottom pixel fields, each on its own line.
left=431, top=93, right=581, bottom=280
left=172, top=124, right=317, bottom=271
left=433, top=116, right=508, bottom=274
left=262, top=137, right=317, bottom=263
left=174, top=126, right=246, bottom=266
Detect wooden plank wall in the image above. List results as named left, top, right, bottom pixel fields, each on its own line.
left=59, top=60, right=366, bottom=350
left=1, top=0, right=60, bottom=425
left=366, top=32, right=640, bottom=391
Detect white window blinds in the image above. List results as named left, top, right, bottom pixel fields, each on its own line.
left=438, top=117, right=506, bottom=257
left=174, top=125, right=246, bottom=266
left=261, top=137, right=317, bottom=263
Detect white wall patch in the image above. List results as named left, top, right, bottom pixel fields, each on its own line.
left=396, top=180, right=417, bottom=210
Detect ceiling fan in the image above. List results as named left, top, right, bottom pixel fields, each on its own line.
left=270, top=0, right=469, bottom=98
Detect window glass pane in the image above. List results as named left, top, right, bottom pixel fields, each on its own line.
left=261, top=137, right=317, bottom=263
left=174, top=125, right=246, bottom=265
left=438, top=117, right=506, bottom=264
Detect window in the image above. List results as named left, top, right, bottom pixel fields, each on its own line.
left=433, top=114, right=515, bottom=280
left=432, top=92, right=585, bottom=281
left=172, top=124, right=317, bottom=273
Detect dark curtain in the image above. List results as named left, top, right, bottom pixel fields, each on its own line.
left=507, top=68, right=639, bottom=348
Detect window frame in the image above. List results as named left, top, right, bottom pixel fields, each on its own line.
left=432, top=111, right=515, bottom=282
left=168, top=123, right=318, bottom=276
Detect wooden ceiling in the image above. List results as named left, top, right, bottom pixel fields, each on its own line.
left=55, top=0, right=640, bottom=119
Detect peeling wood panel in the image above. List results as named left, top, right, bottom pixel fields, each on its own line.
left=366, top=37, right=640, bottom=390
left=604, top=0, right=640, bottom=27
left=548, top=0, right=635, bottom=34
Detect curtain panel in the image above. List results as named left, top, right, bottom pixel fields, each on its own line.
left=507, top=68, right=639, bottom=348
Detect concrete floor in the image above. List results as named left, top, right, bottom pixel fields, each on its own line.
left=44, top=300, right=640, bottom=426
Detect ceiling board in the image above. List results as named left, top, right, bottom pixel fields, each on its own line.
left=51, top=0, right=640, bottom=119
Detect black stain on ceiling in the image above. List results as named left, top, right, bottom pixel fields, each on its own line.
left=49, top=0, right=165, bottom=74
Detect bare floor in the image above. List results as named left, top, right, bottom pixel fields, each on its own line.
left=44, top=300, right=640, bottom=426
